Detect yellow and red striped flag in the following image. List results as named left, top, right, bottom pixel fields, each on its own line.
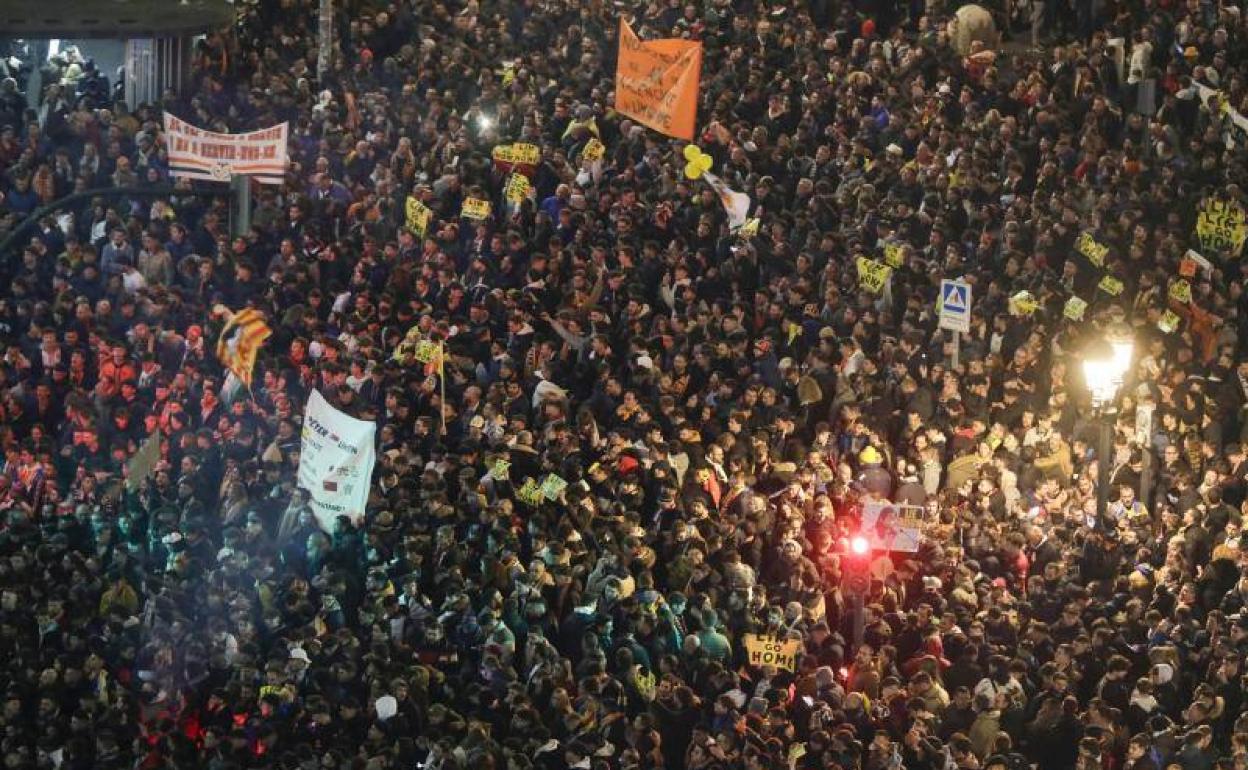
left=424, top=341, right=445, bottom=378
left=215, top=306, right=272, bottom=389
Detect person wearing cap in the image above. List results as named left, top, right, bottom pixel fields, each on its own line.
left=857, top=446, right=893, bottom=498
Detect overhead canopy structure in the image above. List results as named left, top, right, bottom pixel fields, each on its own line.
left=0, top=0, right=232, bottom=38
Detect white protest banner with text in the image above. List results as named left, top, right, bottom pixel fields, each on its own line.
left=297, top=389, right=377, bottom=531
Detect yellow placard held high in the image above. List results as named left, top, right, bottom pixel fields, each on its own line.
left=857, top=257, right=892, bottom=294
left=492, top=143, right=540, bottom=167
left=1076, top=232, right=1109, bottom=267
left=1194, top=196, right=1248, bottom=256
left=405, top=196, right=432, bottom=237
left=883, top=242, right=906, bottom=268
left=1169, top=279, right=1192, bottom=304
left=1098, top=275, right=1124, bottom=296
left=461, top=198, right=492, bottom=221
left=743, top=634, right=801, bottom=671
left=582, top=137, right=605, bottom=162
left=504, top=174, right=532, bottom=204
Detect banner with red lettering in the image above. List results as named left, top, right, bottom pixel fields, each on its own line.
left=163, top=113, right=288, bottom=186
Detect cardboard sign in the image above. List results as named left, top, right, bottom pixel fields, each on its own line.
left=1098, top=275, right=1124, bottom=296
left=1169, top=279, right=1192, bottom=304
left=744, top=634, right=801, bottom=671
left=461, top=198, right=492, bottom=220
left=857, top=257, right=892, bottom=294
left=739, top=218, right=760, bottom=239
left=1179, top=258, right=1198, bottom=278
left=489, top=459, right=511, bottom=481
left=615, top=18, right=702, bottom=140
left=1064, top=296, right=1088, bottom=321
left=125, top=429, right=163, bottom=493
left=405, top=196, right=432, bottom=236
left=1185, top=249, right=1213, bottom=274
left=1195, top=197, right=1248, bottom=256
left=1076, top=232, right=1109, bottom=267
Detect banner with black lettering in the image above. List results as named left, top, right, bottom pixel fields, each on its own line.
left=297, top=389, right=376, bottom=531
left=743, top=634, right=801, bottom=671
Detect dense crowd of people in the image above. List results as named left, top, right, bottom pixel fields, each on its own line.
left=3, top=0, right=1248, bottom=768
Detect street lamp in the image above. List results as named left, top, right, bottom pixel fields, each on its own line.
left=1082, top=324, right=1135, bottom=530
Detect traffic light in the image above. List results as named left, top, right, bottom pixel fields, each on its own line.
left=840, top=534, right=872, bottom=597
left=840, top=533, right=872, bottom=651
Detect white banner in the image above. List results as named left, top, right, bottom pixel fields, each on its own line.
left=163, top=112, right=288, bottom=185
left=297, top=389, right=376, bottom=531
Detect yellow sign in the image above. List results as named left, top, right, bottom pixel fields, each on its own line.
left=1077, top=232, right=1109, bottom=267
left=540, top=474, right=568, bottom=500
left=1195, top=197, right=1248, bottom=256
left=1169, top=279, right=1192, bottom=304
left=1098, top=275, right=1124, bottom=296
left=491, top=143, right=540, bottom=167
left=516, top=478, right=544, bottom=506
left=1063, top=296, right=1087, bottom=321
left=1009, top=291, right=1038, bottom=316
left=461, top=198, right=492, bottom=221
left=739, top=218, right=760, bottom=239
left=857, top=257, right=892, bottom=294
left=883, top=242, right=906, bottom=268
left=504, top=174, right=532, bottom=204
left=582, top=137, right=605, bottom=162
left=786, top=321, right=801, bottom=346
left=615, top=18, right=702, bottom=141
left=405, top=196, right=432, bottom=236
left=501, top=62, right=516, bottom=88
left=743, top=634, right=801, bottom=671
left=1158, top=309, right=1181, bottom=334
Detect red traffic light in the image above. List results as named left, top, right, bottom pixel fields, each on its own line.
left=850, top=535, right=870, bottom=556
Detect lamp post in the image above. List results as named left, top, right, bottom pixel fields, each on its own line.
left=1081, top=325, right=1135, bottom=531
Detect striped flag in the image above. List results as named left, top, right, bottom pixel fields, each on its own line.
left=216, top=307, right=272, bottom=389
left=703, top=172, right=751, bottom=231
left=164, top=112, right=288, bottom=186
left=424, top=341, right=445, bottom=378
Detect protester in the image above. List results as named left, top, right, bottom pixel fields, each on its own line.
left=1, top=0, right=1248, bottom=769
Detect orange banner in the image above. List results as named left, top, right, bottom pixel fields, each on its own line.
left=614, top=18, right=702, bottom=141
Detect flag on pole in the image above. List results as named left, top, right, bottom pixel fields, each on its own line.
left=703, top=172, right=751, bottom=231
left=425, top=341, right=445, bottom=378
left=215, top=306, right=272, bottom=388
